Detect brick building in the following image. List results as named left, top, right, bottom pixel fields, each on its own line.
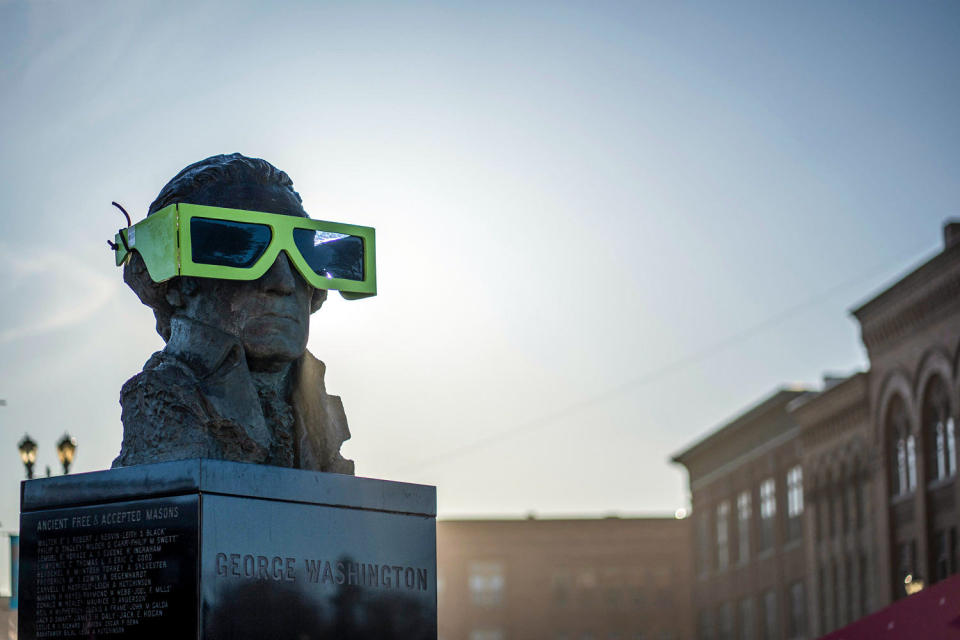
left=671, top=388, right=812, bottom=640
left=436, top=517, right=692, bottom=640
left=673, top=222, right=960, bottom=639
left=0, top=597, right=14, bottom=640
left=850, top=222, right=960, bottom=608
left=790, top=372, right=875, bottom=635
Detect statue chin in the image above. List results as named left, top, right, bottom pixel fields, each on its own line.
left=242, top=318, right=309, bottom=371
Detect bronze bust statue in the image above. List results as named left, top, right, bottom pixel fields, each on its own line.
left=113, top=154, right=358, bottom=474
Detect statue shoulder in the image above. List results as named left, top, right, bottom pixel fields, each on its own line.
left=113, top=351, right=213, bottom=469
left=121, top=350, right=197, bottom=393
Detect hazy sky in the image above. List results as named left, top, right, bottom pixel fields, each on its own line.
left=1, top=1, right=959, bottom=579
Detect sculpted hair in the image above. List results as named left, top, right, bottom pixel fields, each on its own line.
left=126, top=153, right=318, bottom=341
left=147, top=153, right=303, bottom=215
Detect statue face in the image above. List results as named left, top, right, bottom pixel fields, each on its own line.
left=181, top=254, right=313, bottom=371
left=174, top=182, right=316, bottom=372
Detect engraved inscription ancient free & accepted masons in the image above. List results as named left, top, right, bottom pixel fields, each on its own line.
left=20, top=496, right=198, bottom=640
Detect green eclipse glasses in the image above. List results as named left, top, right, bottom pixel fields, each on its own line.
left=112, top=203, right=376, bottom=299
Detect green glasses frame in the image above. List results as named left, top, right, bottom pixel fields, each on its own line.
left=113, top=203, right=376, bottom=299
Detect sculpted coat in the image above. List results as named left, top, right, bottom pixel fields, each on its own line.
left=113, top=316, right=353, bottom=473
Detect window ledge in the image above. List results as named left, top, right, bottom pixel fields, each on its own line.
left=889, top=492, right=915, bottom=506
left=926, top=476, right=956, bottom=491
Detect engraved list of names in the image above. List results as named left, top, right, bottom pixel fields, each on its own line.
left=21, top=495, right=198, bottom=640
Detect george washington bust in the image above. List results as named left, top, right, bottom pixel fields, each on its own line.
left=113, top=153, right=354, bottom=474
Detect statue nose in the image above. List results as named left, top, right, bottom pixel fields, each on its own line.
left=259, top=253, right=298, bottom=294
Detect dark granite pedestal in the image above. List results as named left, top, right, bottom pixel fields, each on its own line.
left=18, top=459, right=437, bottom=640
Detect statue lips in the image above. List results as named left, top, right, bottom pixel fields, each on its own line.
left=247, top=311, right=303, bottom=335
left=242, top=304, right=308, bottom=359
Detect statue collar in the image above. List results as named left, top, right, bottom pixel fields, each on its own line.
left=165, top=315, right=247, bottom=380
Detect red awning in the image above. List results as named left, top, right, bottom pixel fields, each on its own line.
left=819, top=573, right=960, bottom=639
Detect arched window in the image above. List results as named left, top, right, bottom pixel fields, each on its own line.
left=924, top=377, right=956, bottom=483
left=888, top=396, right=915, bottom=496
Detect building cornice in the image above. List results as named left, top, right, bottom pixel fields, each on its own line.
left=853, top=245, right=960, bottom=354
left=800, top=401, right=870, bottom=452
left=791, top=373, right=868, bottom=435
left=671, top=388, right=810, bottom=467
left=687, top=426, right=802, bottom=492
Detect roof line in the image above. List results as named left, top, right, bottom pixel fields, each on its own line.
left=670, top=386, right=810, bottom=464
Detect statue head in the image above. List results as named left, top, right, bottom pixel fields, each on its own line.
left=124, top=153, right=327, bottom=372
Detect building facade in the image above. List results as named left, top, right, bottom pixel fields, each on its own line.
left=437, top=517, right=692, bottom=640
left=851, top=223, right=960, bottom=608
left=791, top=372, right=876, bottom=636
left=674, top=222, right=960, bottom=640
left=672, top=389, right=812, bottom=640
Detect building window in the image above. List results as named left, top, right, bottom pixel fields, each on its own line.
left=759, top=479, right=776, bottom=551
left=830, top=488, right=841, bottom=538
left=577, top=568, right=599, bottom=606
left=843, top=558, right=854, bottom=627
left=760, top=589, right=777, bottom=640
left=738, top=597, right=756, bottom=640
left=787, top=466, right=803, bottom=516
left=895, top=541, right=917, bottom=600
left=552, top=569, right=572, bottom=606
left=859, top=553, right=869, bottom=616
left=817, top=497, right=829, bottom=542
left=719, top=602, right=734, bottom=640
left=697, top=514, right=711, bottom=577
left=787, top=581, right=806, bottom=639
left=855, top=476, right=865, bottom=530
left=819, top=565, right=830, bottom=632
left=843, top=483, right=854, bottom=533
left=786, top=466, right=803, bottom=541
left=907, top=435, right=918, bottom=490
left=932, top=528, right=958, bottom=583
left=830, top=561, right=840, bottom=627
left=469, top=562, right=504, bottom=606
left=954, top=529, right=959, bottom=579
left=737, top=491, right=751, bottom=564
left=717, top=501, right=730, bottom=571
left=950, top=419, right=957, bottom=477
left=888, top=396, right=916, bottom=496
left=699, top=609, right=716, bottom=640
left=924, top=377, right=956, bottom=483
left=603, top=568, right=624, bottom=608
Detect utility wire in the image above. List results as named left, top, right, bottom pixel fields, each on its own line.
left=390, top=241, right=937, bottom=475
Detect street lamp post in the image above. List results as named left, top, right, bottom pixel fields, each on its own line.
left=16, top=433, right=78, bottom=478
left=57, top=433, right=78, bottom=475
left=18, top=434, right=38, bottom=480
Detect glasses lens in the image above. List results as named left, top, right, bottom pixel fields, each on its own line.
left=191, top=218, right=272, bottom=268
left=293, top=229, right=364, bottom=281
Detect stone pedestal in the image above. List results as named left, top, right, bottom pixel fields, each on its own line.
left=18, top=459, right=436, bottom=640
